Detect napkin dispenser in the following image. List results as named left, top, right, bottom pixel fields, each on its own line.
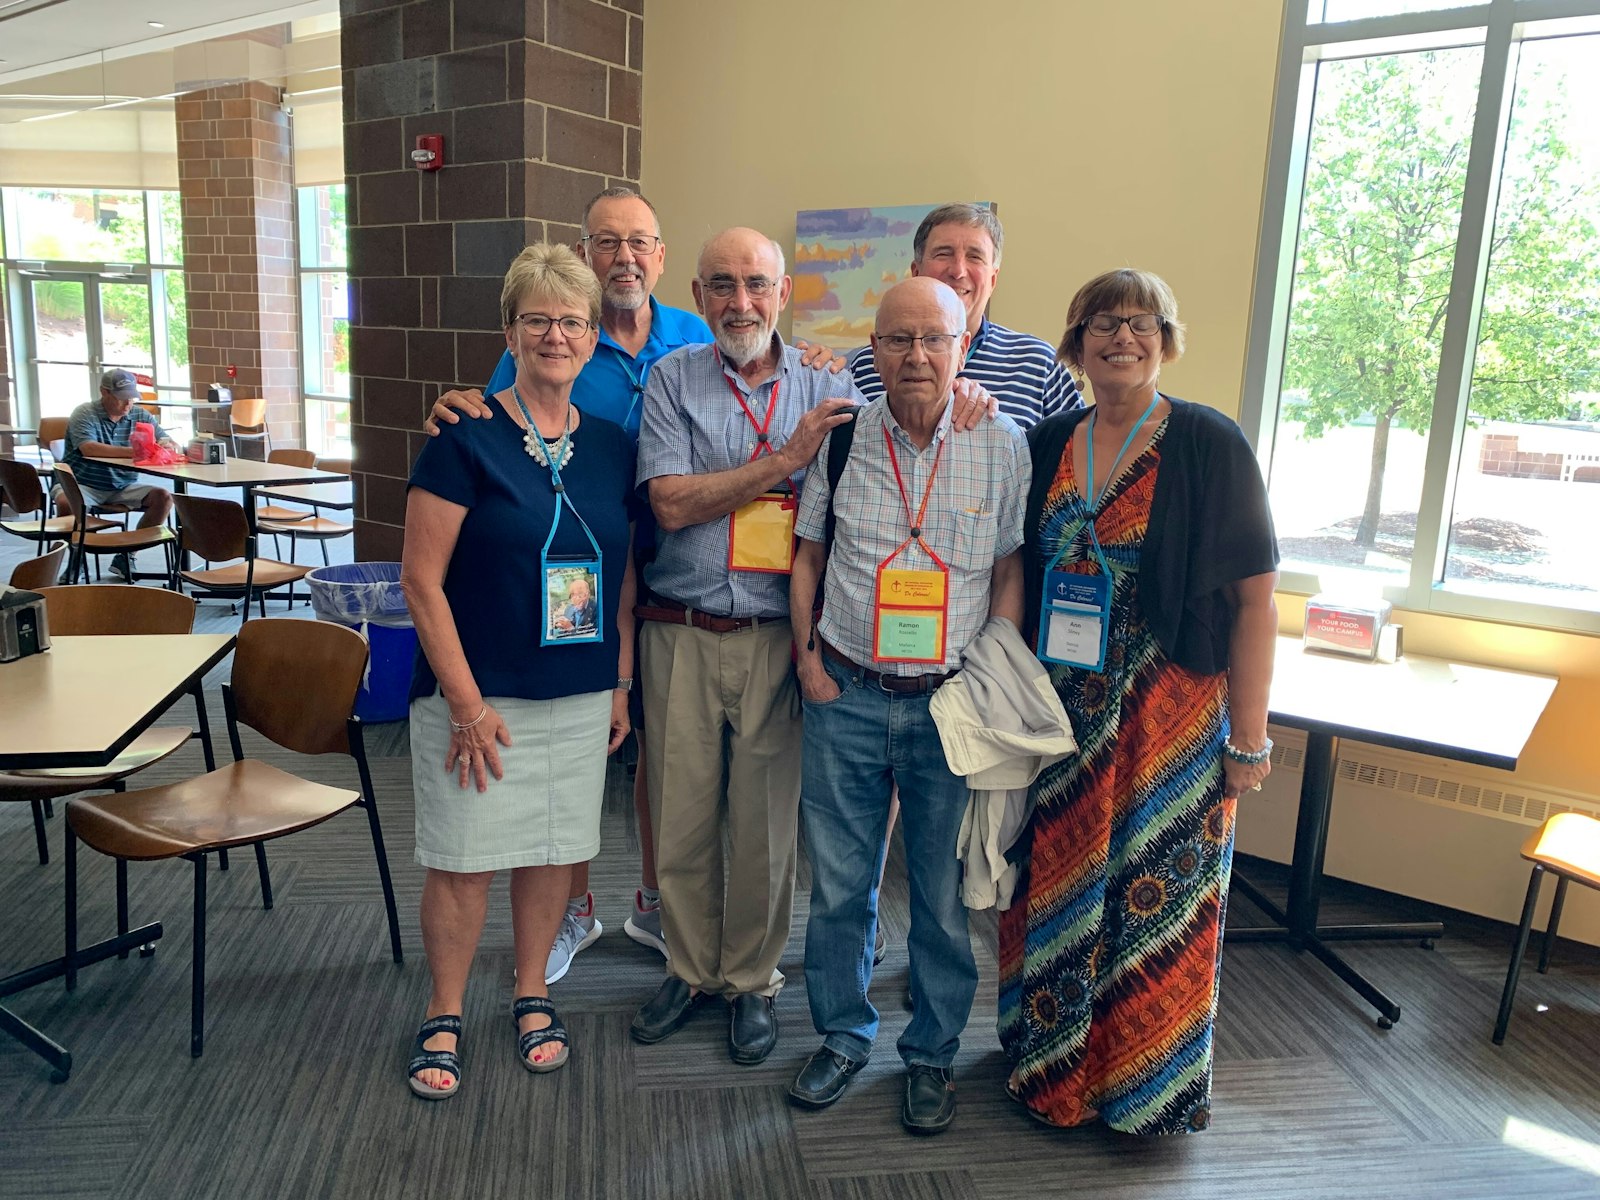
left=1303, top=593, right=1392, bottom=660
left=0, top=587, right=51, bottom=663
left=187, top=438, right=229, bottom=465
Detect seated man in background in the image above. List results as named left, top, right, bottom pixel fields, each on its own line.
left=58, top=369, right=177, bottom=580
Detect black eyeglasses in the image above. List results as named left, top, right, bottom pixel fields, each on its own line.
left=1082, top=312, right=1165, bottom=337
left=699, top=277, right=780, bottom=299
left=512, top=314, right=593, bottom=337
left=582, top=235, right=662, bottom=256
left=875, top=333, right=962, bottom=356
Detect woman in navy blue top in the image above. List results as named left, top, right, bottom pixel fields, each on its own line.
left=400, top=244, right=638, bottom=1100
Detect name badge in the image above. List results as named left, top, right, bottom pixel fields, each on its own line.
left=728, top=491, right=796, bottom=574
left=542, top=558, right=604, bottom=647
left=873, top=566, right=948, bottom=664
left=1038, top=569, right=1111, bottom=670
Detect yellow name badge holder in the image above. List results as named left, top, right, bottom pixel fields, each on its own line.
left=872, top=423, right=951, bottom=664
left=725, top=373, right=797, bottom=574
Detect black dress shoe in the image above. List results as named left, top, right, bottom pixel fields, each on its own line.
left=728, top=992, right=778, bottom=1064
left=788, top=1044, right=867, bottom=1109
left=630, top=977, right=705, bottom=1044
left=901, top=1064, right=956, bottom=1134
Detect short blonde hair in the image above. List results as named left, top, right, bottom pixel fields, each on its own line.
left=500, top=243, right=602, bottom=329
left=1057, top=268, right=1187, bottom=373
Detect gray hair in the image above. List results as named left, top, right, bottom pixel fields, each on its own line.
left=912, top=203, right=1004, bottom=268
left=500, top=242, right=603, bottom=328
left=581, top=186, right=661, bottom=236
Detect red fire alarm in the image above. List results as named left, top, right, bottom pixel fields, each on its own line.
left=412, top=134, right=444, bottom=171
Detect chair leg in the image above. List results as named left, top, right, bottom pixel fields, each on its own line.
left=193, top=684, right=218, bottom=773
left=363, top=799, right=404, bottom=964
left=64, top=822, right=79, bottom=992
left=191, top=854, right=207, bottom=1057
left=319, top=537, right=330, bottom=567
left=254, top=842, right=274, bottom=911
left=43, top=798, right=54, bottom=818
left=116, top=859, right=130, bottom=960
left=1538, top=874, right=1570, bottom=975
left=218, top=849, right=230, bottom=871
left=31, top=800, right=49, bottom=866
left=1493, top=863, right=1545, bottom=1045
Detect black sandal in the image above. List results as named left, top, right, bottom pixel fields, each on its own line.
left=407, top=1014, right=463, bottom=1100
left=513, top=995, right=570, bottom=1073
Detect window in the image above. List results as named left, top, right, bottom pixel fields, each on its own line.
left=297, top=184, right=350, bottom=457
left=1245, top=3, right=1600, bottom=631
left=0, top=189, right=188, bottom=423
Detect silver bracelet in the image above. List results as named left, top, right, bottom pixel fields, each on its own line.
left=1223, top=737, right=1273, bottom=765
left=449, top=705, right=487, bottom=732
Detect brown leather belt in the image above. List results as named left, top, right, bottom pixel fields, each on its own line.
left=634, top=598, right=768, bottom=634
left=821, top=639, right=954, bottom=695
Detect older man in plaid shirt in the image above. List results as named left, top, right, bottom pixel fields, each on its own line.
left=786, top=277, right=1029, bottom=1135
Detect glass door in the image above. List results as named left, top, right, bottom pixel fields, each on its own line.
left=20, top=269, right=156, bottom=421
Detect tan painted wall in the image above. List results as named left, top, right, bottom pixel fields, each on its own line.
left=641, top=0, right=1600, bottom=943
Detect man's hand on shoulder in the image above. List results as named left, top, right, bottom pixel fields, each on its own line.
left=424, top=389, right=493, bottom=437
left=779, top=397, right=857, bottom=472
left=950, top=378, right=998, bottom=433
left=795, top=339, right=851, bottom=376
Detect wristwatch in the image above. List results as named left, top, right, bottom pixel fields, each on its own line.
left=615, top=677, right=634, bottom=692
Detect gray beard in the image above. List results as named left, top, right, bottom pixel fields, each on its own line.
left=716, top=325, right=770, bottom=367
left=605, top=282, right=646, bottom=311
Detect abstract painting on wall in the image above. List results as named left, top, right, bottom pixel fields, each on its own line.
left=791, top=202, right=993, bottom=348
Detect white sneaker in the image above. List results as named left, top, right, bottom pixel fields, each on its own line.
left=544, top=906, right=602, bottom=985
left=623, top=889, right=669, bottom=960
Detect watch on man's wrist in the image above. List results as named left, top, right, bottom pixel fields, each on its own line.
left=615, top=677, right=634, bottom=692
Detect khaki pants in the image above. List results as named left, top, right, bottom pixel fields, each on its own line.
left=641, top=618, right=801, bottom=998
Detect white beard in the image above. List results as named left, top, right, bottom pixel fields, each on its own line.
left=716, top=323, right=770, bottom=367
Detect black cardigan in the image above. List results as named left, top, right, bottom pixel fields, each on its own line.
left=1022, top=397, right=1278, bottom=677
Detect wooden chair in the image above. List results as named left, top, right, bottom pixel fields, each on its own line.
left=172, top=492, right=309, bottom=622
left=7, top=542, right=68, bottom=591
left=255, top=449, right=318, bottom=528
left=1493, top=812, right=1600, bottom=1044
left=0, top=585, right=212, bottom=868
left=53, top=464, right=177, bottom=587
left=1, top=457, right=112, bottom=551
left=258, top=509, right=353, bottom=568
left=64, top=618, right=404, bottom=1055
left=229, top=397, right=270, bottom=460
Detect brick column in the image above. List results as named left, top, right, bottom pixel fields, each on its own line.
left=341, top=0, right=643, bottom=561
left=175, top=81, right=301, bottom=451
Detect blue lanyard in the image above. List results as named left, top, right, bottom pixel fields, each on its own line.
left=611, top=347, right=650, bottom=430
left=1050, top=394, right=1162, bottom=576
left=513, top=387, right=602, bottom=562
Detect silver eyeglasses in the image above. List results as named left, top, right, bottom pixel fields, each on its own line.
left=699, top=276, right=779, bottom=299
left=1082, top=312, right=1165, bottom=337
left=876, top=333, right=961, bottom=356
left=513, top=314, right=593, bottom=337
left=582, top=234, right=662, bottom=256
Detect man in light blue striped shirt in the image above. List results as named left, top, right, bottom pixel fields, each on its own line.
left=844, top=204, right=1081, bottom=430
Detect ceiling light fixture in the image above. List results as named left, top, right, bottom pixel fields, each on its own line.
left=148, top=20, right=165, bottom=28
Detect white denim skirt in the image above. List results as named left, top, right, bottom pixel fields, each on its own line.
left=410, top=689, right=610, bottom=872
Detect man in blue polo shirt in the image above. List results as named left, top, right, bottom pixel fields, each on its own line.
left=59, top=369, right=178, bottom=581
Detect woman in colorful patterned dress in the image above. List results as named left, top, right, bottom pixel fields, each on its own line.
left=1004, top=269, right=1279, bottom=1134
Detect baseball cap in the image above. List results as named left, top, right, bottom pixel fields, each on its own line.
left=99, top=369, right=140, bottom=399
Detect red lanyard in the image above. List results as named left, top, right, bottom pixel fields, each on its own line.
left=725, top=373, right=797, bottom=501
left=881, top=424, right=948, bottom=571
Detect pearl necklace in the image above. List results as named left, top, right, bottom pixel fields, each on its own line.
left=514, top=387, right=575, bottom=472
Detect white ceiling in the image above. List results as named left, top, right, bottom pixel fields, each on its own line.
left=0, top=0, right=337, bottom=83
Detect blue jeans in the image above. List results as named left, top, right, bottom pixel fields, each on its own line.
left=800, top=652, right=978, bottom=1069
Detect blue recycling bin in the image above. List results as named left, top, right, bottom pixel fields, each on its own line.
left=305, top=562, right=416, bottom=723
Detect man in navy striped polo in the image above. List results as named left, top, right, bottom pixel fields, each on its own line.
left=846, top=204, right=1082, bottom=430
